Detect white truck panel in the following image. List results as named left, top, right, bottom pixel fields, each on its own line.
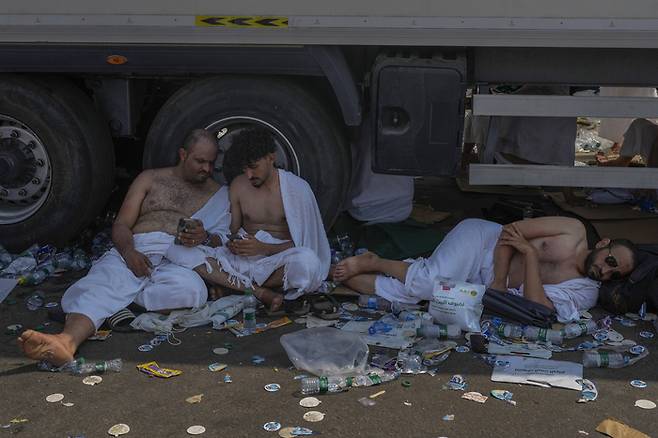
left=3, top=0, right=658, bottom=47
left=5, top=0, right=658, bottom=19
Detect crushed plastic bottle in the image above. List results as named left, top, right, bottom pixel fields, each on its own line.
left=495, top=322, right=524, bottom=340
left=300, top=370, right=399, bottom=395
left=2, top=254, right=37, bottom=276
left=59, top=358, right=123, bottom=375
left=358, top=295, right=391, bottom=311
left=563, top=320, right=598, bottom=339
left=417, top=322, right=461, bottom=339
left=523, top=326, right=564, bottom=344
left=70, top=249, right=91, bottom=271
left=582, top=349, right=648, bottom=368
left=18, top=262, right=56, bottom=286
left=368, top=320, right=393, bottom=335
left=53, top=252, right=73, bottom=270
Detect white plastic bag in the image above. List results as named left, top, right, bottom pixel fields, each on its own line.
left=280, top=327, right=369, bottom=377
left=429, top=279, right=485, bottom=332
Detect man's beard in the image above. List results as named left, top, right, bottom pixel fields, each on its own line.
left=584, top=248, right=603, bottom=281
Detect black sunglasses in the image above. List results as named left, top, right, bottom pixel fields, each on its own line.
left=605, top=246, right=622, bottom=280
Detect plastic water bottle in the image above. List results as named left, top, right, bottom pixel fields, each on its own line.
left=496, top=323, right=524, bottom=340
left=300, top=371, right=399, bottom=395
left=61, top=358, right=123, bottom=375
left=582, top=350, right=631, bottom=368
left=358, top=295, right=391, bottom=311
left=242, top=288, right=257, bottom=333
left=417, top=323, right=462, bottom=339
left=18, top=262, right=56, bottom=286
left=53, top=252, right=73, bottom=270
left=71, top=249, right=90, bottom=271
left=523, top=326, right=564, bottom=344
left=563, top=320, right=598, bottom=339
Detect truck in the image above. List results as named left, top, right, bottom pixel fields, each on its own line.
left=2, top=0, right=658, bottom=250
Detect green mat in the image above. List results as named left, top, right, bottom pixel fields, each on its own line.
left=330, top=214, right=445, bottom=260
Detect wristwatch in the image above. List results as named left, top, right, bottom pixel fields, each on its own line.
left=201, top=232, right=213, bottom=246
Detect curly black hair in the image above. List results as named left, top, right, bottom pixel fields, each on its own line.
left=230, top=127, right=276, bottom=170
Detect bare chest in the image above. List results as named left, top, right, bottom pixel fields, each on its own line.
left=509, top=235, right=585, bottom=285
left=141, top=179, right=214, bottom=217
left=240, top=188, right=287, bottom=226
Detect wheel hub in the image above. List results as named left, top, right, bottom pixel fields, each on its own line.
left=0, top=116, right=52, bottom=224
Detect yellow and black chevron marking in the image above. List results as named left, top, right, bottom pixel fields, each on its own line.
left=195, top=16, right=288, bottom=28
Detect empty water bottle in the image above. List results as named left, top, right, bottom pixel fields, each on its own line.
left=3, top=255, right=37, bottom=276
left=582, top=350, right=632, bottom=368
left=53, top=252, right=73, bottom=270
left=523, top=326, right=564, bottom=344
left=368, top=320, right=393, bottom=335
left=242, top=288, right=258, bottom=333
left=19, top=262, right=55, bottom=286
left=300, top=370, right=398, bottom=395
left=71, top=249, right=91, bottom=271
left=563, top=320, right=598, bottom=339
left=495, top=323, right=524, bottom=340
left=358, top=295, right=391, bottom=311
left=61, top=358, right=123, bottom=375
left=417, top=322, right=461, bottom=339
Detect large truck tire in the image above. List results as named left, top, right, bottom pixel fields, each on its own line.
left=143, top=76, right=350, bottom=228
left=0, top=76, right=115, bottom=251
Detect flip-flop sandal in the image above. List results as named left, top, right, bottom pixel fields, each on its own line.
left=105, top=308, right=137, bottom=333
left=282, top=297, right=311, bottom=317
left=310, top=294, right=341, bottom=320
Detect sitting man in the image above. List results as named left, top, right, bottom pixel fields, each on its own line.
left=334, top=217, right=638, bottom=322
left=18, top=129, right=231, bottom=366
left=167, top=127, right=330, bottom=311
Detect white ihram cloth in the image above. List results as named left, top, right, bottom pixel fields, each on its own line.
left=167, top=170, right=331, bottom=300
left=374, top=218, right=600, bottom=322
left=61, top=187, right=231, bottom=329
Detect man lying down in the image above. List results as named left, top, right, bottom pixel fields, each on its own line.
left=334, top=217, right=639, bottom=322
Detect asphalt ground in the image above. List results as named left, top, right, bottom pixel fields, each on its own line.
left=1, top=178, right=657, bottom=438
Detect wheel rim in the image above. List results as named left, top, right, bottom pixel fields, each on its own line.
left=0, top=114, right=52, bottom=225
left=204, top=116, right=300, bottom=184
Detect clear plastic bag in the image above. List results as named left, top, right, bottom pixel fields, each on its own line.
left=280, top=327, right=369, bottom=377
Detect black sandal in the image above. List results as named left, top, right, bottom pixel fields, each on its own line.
left=309, top=294, right=341, bottom=320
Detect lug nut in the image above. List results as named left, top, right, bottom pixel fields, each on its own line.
left=32, top=177, right=40, bottom=185
left=11, top=130, right=20, bottom=138
left=18, top=189, right=27, bottom=197
left=36, top=159, right=45, bottom=167
left=28, top=141, right=36, bottom=149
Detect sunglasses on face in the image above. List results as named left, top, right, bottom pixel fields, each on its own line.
left=605, top=246, right=622, bottom=280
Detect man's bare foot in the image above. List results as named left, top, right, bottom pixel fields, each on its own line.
left=17, top=330, right=75, bottom=366
left=334, top=252, right=380, bottom=282
left=253, top=286, right=284, bottom=312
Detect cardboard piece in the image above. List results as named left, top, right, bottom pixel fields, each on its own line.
left=596, top=418, right=650, bottom=438
left=491, top=355, right=582, bottom=390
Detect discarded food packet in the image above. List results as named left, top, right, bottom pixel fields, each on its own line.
left=37, top=360, right=60, bottom=372
left=490, top=389, right=516, bottom=405
left=639, top=331, right=654, bottom=339
left=252, top=355, right=266, bottom=364
left=444, top=374, right=467, bottom=391
left=88, top=330, right=112, bottom=341
left=461, top=391, right=488, bottom=403
left=619, top=318, right=637, bottom=327
left=442, top=414, right=455, bottom=421
left=208, top=363, right=228, bottom=372
left=630, top=345, right=647, bottom=355
left=254, top=316, right=293, bottom=334
left=223, top=373, right=233, bottom=383
left=291, top=427, right=314, bottom=436
left=136, top=361, right=182, bottom=378
left=577, top=379, right=598, bottom=403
